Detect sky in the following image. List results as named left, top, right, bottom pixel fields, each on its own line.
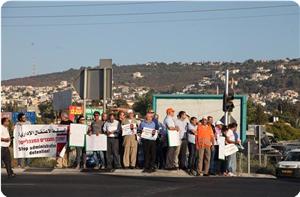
left=1, top=1, right=299, bottom=80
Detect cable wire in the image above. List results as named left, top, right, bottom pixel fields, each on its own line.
left=2, top=12, right=298, bottom=27
left=2, top=4, right=297, bottom=19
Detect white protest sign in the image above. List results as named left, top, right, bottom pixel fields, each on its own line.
left=69, top=124, right=87, bottom=147
left=86, top=134, right=107, bottom=151
left=107, top=125, right=118, bottom=137
left=224, top=144, right=239, bottom=156
left=218, top=136, right=225, bottom=160
left=13, top=124, right=68, bottom=158
left=187, top=134, right=196, bottom=144
left=167, top=130, right=181, bottom=147
left=122, top=124, right=137, bottom=136
left=141, top=127, right=158, bottom=141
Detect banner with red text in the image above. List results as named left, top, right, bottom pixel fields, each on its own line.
left=13, top=124, right=68, bottom=158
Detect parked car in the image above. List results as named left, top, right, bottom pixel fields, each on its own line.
left=276, top=149, right=300, bottom=178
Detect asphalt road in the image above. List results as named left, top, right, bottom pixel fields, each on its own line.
left=1, top=174, right=300, bottom=197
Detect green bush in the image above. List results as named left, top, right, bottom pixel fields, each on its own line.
left=266, top=122, right=300, bottom=141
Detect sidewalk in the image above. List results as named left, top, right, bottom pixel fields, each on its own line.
left=1, top=168, right=277, bottom=179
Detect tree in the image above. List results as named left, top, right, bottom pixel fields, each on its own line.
left=114, top=99, right=129, bottom=108
left=133, top=90, right=155, bottom=116
left=247, top=100, right=268, bottom=125
left=38, top=101, right=55, bottom=124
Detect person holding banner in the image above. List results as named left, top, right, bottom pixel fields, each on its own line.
left=1, top=117, right=16, bottom=178
left=103, top=113, right=122, bottom=172
left=122, top=110, right=138, bottom=169
left=196, top=117, right=215, bottom=176
left=163, top=108, right=179, bottom=170
left=88, top=111, right=106, bottom=169
left=225, top=122, right=239, bottom=176
left=74, top=115, right=87, bottom=169
left=139, top=112, right=157, bottom=173
left=15, top=113, right=31, bottom=168
left=187, top=117, right=198, bottom=175
left=57, top=112, right=73, bottom=168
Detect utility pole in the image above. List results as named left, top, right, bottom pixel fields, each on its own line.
left=103, top=67, right=107, bottom=113
left=224, top=70, right=229, bottom=125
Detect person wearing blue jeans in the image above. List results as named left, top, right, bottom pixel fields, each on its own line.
left=88, top=111, right=107, bottom=169
left=93, top=151, right=105, bottom=169
left=187, top=117, right=198, bottom=175
left=225, top=123, right=239, bottom=176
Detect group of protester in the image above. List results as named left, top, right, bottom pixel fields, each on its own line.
left=1, top=108, right=242, bottom=178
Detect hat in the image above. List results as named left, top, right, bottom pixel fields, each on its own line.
left=201, top=116, right=207, bottom=120
left=128, top=109, right=134, bottom=114
left=215, top=120, right=224, bottom=125
left=166, top=108, right=175, bottom=114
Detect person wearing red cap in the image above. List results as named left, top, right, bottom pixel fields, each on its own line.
left=163, top=108, right=179, bottom=170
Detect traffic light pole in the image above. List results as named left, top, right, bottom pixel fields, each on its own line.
left=83, top=68, right=88, bottom=119
left=224, top=69, right=229, bottom=126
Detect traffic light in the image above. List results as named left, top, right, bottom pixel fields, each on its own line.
left=223, top=92, right=235, bottom=112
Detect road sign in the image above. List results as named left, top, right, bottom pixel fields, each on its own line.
left=72, top=68, right=112, bottom=100
left=53, top=89, right=73, bottom=111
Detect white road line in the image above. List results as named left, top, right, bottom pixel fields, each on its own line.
left=2, top=183, right=35, bottom=186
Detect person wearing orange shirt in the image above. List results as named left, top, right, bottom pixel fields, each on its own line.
left=196, top=117, right=215, bottom=176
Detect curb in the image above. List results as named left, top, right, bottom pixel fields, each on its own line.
left=1, top=168, right=276, bottom=179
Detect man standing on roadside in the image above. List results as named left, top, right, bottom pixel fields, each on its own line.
left=196, top=117, right=214, bottom=176
left=57, top=112, right=73, bottom=168
left=164, top=108, right=180, bottom=170
left=117, top=111, right=126, bottom=167
left=1, top=117, right=16, bottom=178
left=122, top=110, right=139, bottom=169
left=139, top=112, right=157, bottom=173
left=88, top=111, right=106, bottom=169
left=175, top=111, right=189, bottom=170
left=15, top=113, right=31, bottom=168
left=103, top=113, right=122, bottom=172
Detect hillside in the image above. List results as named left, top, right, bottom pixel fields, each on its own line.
left=2, top=58, right=300, bottom=93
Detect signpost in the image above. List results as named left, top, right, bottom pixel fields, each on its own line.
left=72, top=59, right=113, bottom=115
left=53, top=89, right=72, bottom=111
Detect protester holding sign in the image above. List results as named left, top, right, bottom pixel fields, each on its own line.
left=103, top=113, right=121, bottom=171
left=88, top=111, right=106, bottom=169
left=209, top=120, right=223, bottom=175
left=57, top=112, right=73, bottom=168
left=187, top=117, right=198, bottom=175
left=75, top=116, right=87, bottom=169
left=175, top=111, right=189, bottom=170
left=139, top=112, right=157, bottom=173
left=225, top=122, right=239, bottom=176
left=163, top=108, right=180, bottom=171
left=122, top=110, right=138, bottom=169
left=196, top=117, right=214, bottom=176
left=1, top=118, right=16, bottom=178
left=15, top=113, right=31, bottom=168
